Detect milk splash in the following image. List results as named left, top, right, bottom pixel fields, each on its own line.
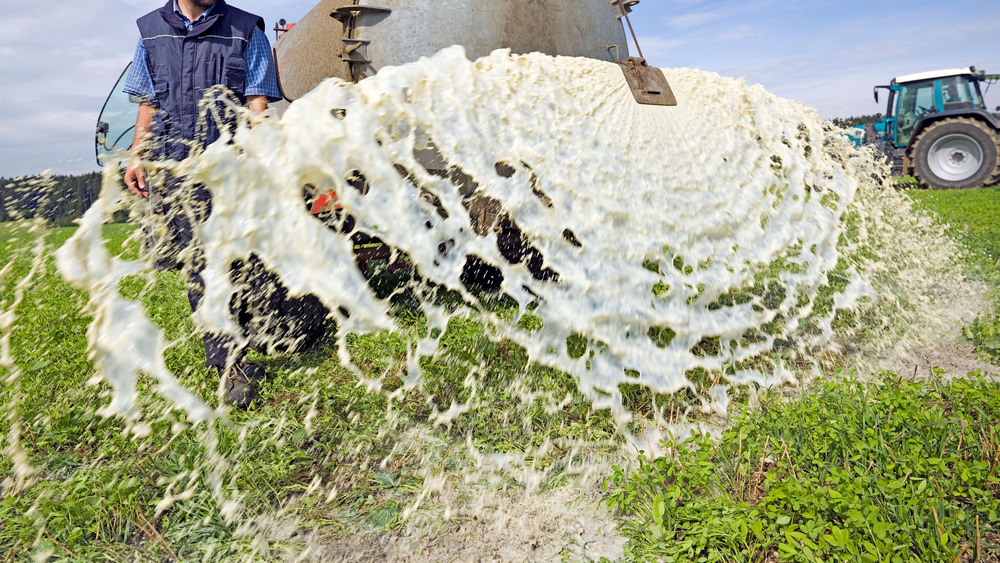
left=59, top=47, right=889, bottom=429
left=2, top=46, right=969, bottom=556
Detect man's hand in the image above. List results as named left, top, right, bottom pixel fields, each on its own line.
left=125, top=161, right=148, bottom=198
left=125, top=101, right=156, bottom=198
left=247, top=95, right=269, bottom=127
left=247, top=94, right=267, bottom=114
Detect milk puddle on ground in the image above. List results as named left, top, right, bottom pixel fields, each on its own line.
left=3, top=47, right=966, bottom=558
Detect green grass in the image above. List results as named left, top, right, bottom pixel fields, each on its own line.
left=3, top=180, right=1000, bottom=561
left=0, top=221, right=619, bottom=560
left=604, top=184, right=1000, bottom=562
left=605, top=374, right=1000, bottom=562
left=906, top=185, right=1000, bottom=267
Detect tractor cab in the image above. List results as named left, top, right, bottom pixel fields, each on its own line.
left=873, top=67, right=991, bottom=148
left=860, top=66, right=1000, bottom=189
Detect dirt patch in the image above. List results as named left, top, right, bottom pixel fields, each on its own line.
left=962, top=531, right=1000, bottom=563
left=876, top=277, right=998, bottom=380
left=253, top=465, right=626, bottom=562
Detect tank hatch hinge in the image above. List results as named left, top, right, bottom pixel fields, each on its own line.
left=331, top=5, right=391, bottom=23
left=618, top=57, right=677, bottom=106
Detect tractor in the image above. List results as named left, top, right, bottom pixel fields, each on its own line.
left=859, top=67, right=1000, bottom=189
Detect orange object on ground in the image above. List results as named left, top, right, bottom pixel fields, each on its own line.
left=310, top=190, right=341, bottom=214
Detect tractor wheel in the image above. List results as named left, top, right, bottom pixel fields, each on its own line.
left=992, top=136, right=1000, bottom=186
left=910, top=117, right=1000, bottom=189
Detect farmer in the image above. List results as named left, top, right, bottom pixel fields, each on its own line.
left=944, top=83, right=965, bottom=104
left=122, top=0, right=283, bottom=409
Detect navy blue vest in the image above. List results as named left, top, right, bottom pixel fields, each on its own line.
left=138, top=0, right=264, bottom=159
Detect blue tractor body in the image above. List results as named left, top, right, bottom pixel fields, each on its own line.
left=854, top=67, right=1000, bottom=188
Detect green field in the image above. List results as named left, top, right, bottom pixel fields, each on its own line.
left=0, top=222, right=623, bottom=560
left=1, top=184, right=999, bottom=561
left=605, top=185, right=1000, bottom=562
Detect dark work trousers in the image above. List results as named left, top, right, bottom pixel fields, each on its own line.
left=154, top=179, right=246, bottom=368
left=150, top=174, right=328, bottom=369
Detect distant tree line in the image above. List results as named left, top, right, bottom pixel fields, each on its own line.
left=1, top=172, right=108, bottom=227
left=831, top=114, right=883, bottom=128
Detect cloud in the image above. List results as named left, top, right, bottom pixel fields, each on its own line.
left=0, top=0, right=323, bottom=176
left=670, top=10, right=725, bottom=30
left=0, top=1, right=146, bottom=176
left=719, top=17, right=1000, bottom=117
left=712, top=24, right=763, bottom=43
left=633, top=36, right=687, bottom=63
left=0, top=95, right=106, bottom=177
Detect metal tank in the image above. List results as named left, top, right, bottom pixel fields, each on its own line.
left=269, top=0, right=674, bottom=290
left=273, top=0, right=635, bottom=101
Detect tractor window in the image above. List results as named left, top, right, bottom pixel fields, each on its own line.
left=940, top=76, right=986, bottom=113
left=969, top=80, right=987, bottom=110
left=941, top=76, right=971, bottom=103
left=95, top=63, right=139, bottom=167
left=895, top=79, right=935, bottom=146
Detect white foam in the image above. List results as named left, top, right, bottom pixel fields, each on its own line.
left=54, top=47, right=951, bottom=434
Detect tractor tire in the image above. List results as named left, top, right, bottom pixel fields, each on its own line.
left=993, top=136, right=1000, bottom=186
left=910, top=117, right=1000, bottom=189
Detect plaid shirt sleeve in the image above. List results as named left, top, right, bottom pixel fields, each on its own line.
left=122, top=38, right=157, bottom=105
left=245, top=28, right=282, bottom=102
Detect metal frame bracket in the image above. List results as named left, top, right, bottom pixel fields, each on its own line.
left=607, top=0, right=639, bottom=19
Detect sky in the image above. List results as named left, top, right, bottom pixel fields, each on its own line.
left=1, top=0, right=999, bottom=178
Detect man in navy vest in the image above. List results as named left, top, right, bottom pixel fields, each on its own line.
left=122, top=0, right=282, bottom=409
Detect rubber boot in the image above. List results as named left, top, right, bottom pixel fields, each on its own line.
left=220, top=363, right=265, bottom=409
